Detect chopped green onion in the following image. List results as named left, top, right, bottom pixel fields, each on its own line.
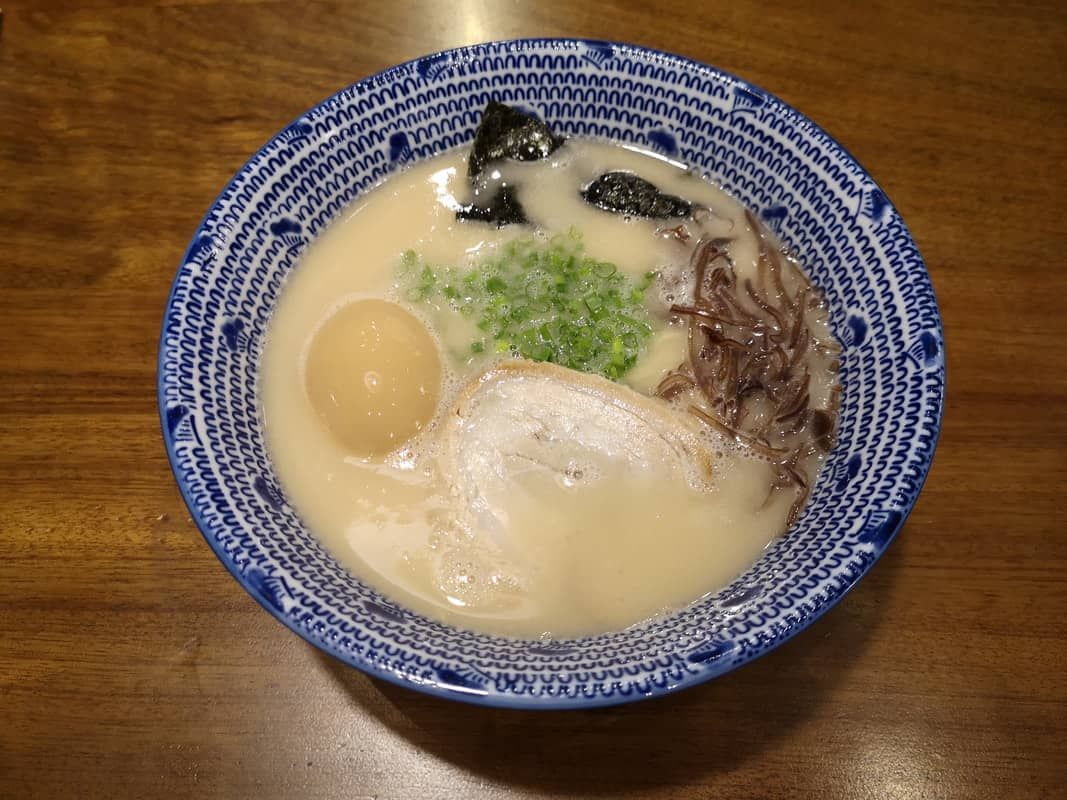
left=395, top=230, right=655, bottom=379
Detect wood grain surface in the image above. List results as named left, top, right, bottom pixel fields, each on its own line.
left=1, top=1, right=1065, bottom=798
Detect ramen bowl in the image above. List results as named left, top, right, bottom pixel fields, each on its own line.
left=158, top=39, right=943, bottom=709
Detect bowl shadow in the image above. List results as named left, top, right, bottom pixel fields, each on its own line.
left=314, top=542, right=901, bottom=795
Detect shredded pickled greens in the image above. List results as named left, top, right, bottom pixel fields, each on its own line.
left=396, top=230, right=656, bottom=379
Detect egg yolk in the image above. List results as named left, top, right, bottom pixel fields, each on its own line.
left=304, top=299, right=441, bottom=458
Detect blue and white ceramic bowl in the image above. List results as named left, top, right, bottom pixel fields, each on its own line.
left=159, top=39, right=944, bottom=709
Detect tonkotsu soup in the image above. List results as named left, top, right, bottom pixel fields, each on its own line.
left=260, top=102, right=840, bottom=640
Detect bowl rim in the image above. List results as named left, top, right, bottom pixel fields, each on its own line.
left=157, top=37, right=945, bottom=709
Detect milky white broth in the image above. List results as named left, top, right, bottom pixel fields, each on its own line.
left=260, top=140, right=811, bottom=640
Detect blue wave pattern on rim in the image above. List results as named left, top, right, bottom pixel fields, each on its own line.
left=158, top=39, right=944, bottom=709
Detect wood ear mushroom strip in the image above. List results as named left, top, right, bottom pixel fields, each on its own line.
left=656, top=212, right=841, bottom=516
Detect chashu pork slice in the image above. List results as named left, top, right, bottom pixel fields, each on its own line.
left=440, top=360, right=715, bottom=537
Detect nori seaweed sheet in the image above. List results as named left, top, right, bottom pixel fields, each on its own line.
left=467, top=100, right=564, bottom=179
left=455, top=185, right=528, bottom=227
left=581, top=171, right=693, bottom=219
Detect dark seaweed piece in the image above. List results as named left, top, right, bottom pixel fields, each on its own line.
left=456, top=185, right=528, bottom=227
left=581, top=172, right=693, bottom=219
left=468, top=101, right=564, bottom=179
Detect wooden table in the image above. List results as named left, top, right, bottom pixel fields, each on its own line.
left=2, top=2, right=1065, bottom=797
